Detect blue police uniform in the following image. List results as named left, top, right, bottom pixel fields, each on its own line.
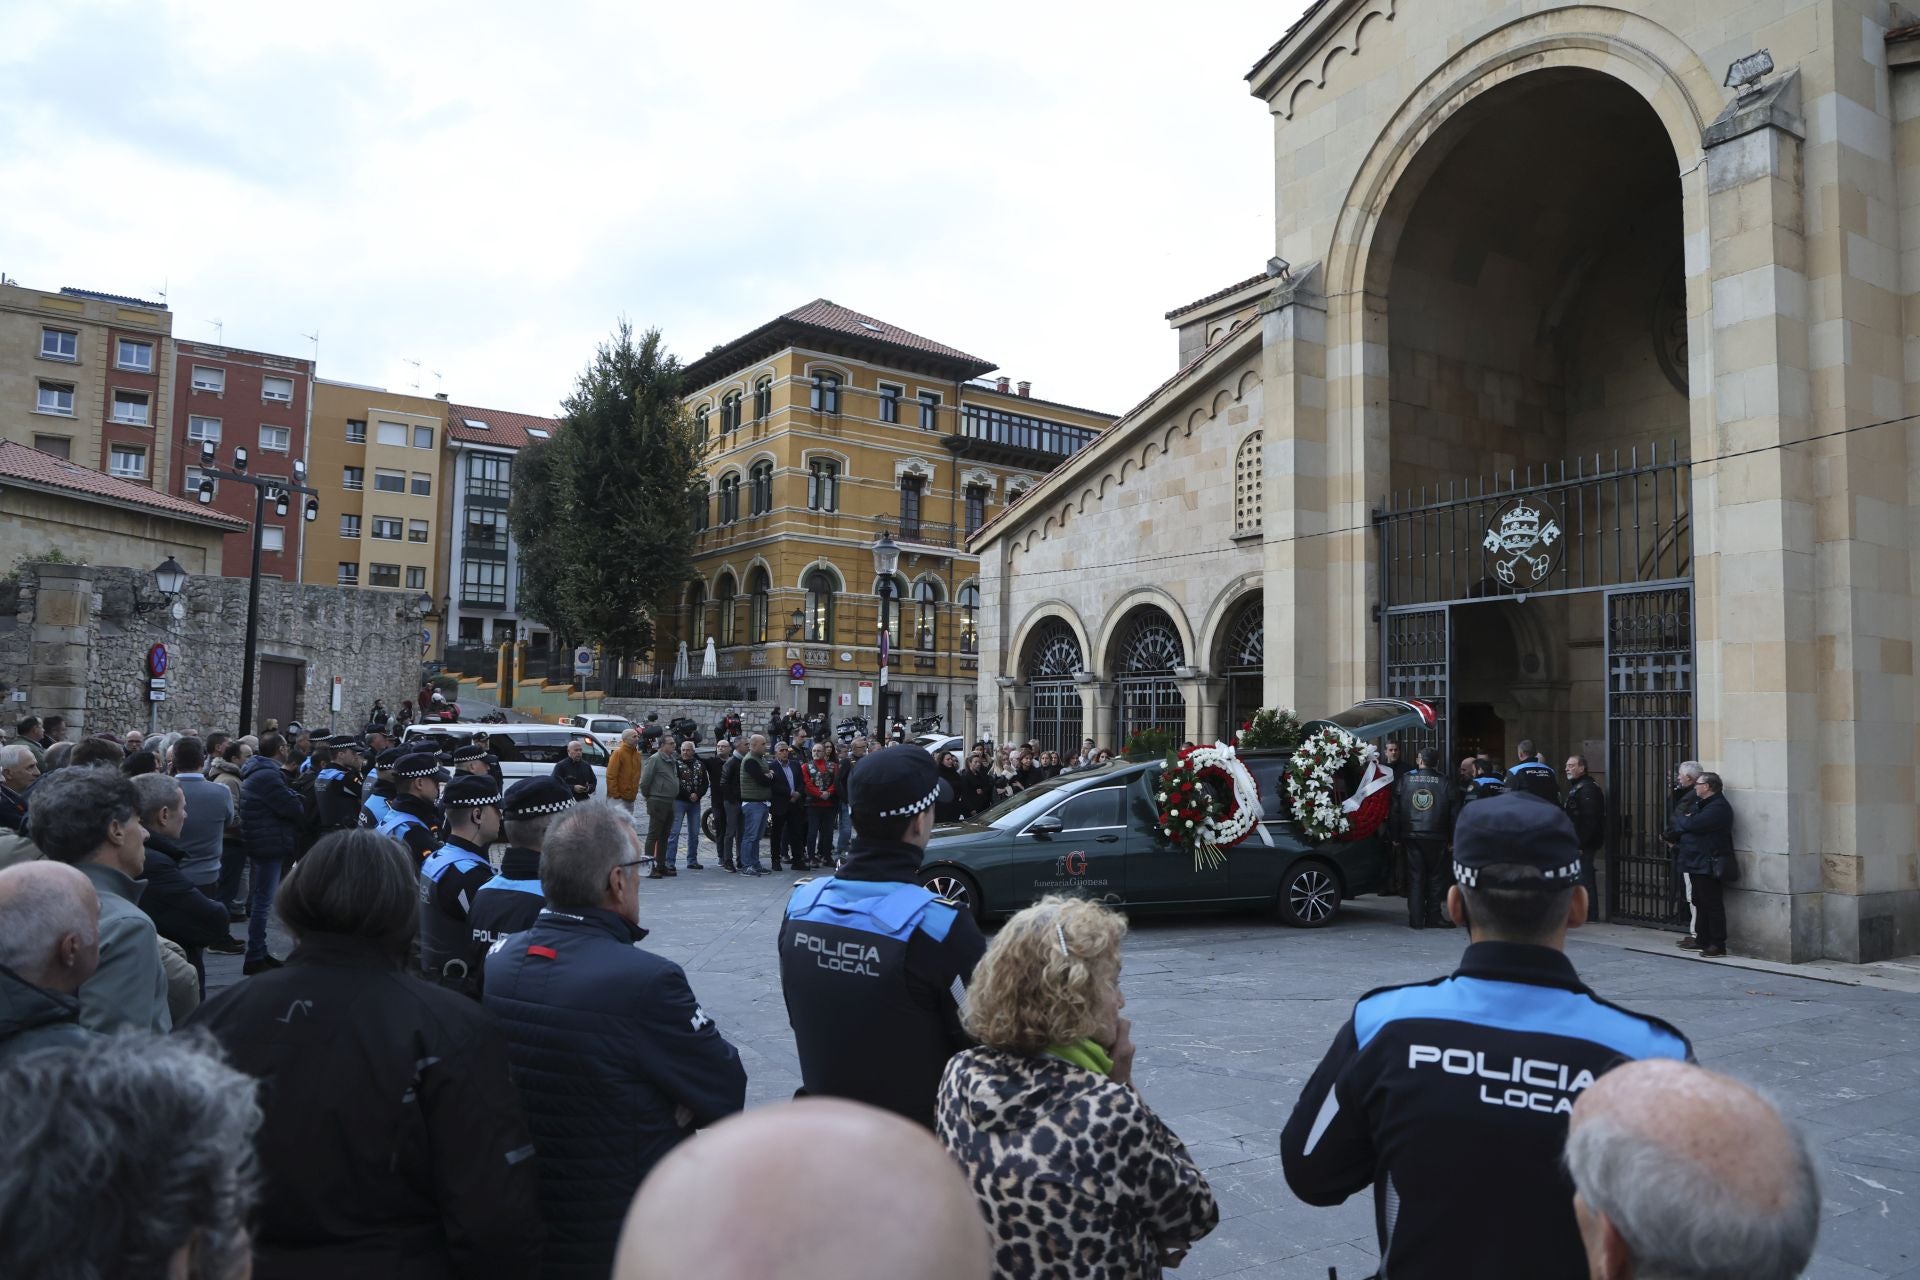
left=419, top=834, right=495, bottom=991
left=376, top=795, right=441, bottom=861
left=466, top=846, right=546, bottom=995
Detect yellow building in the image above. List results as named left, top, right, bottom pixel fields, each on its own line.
left=305, top=379, right=449, bottom=654
left=676, top=300, right=1114, bottom=738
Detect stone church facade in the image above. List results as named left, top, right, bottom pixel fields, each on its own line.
left=975, top=0, right=1920, bottom=963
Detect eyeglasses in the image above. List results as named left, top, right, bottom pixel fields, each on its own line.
left=613, top=858, right=647, bottom=876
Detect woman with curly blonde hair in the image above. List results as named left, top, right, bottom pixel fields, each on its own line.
left=935, top=896, right=1217, bottom=1279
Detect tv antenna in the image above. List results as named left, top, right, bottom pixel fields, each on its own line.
left=299, top=329, right=319, bottom=364
left=403, top=357, right=422, bottom=392
left=207, top=318, right=223, bottom=344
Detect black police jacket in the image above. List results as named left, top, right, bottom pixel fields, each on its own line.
left=189, top=931, right=543, bottom=1279
left=778, top=837, right=987, bottom=1130
left=485, top=906, right=745, bottom=1280
left=419, top=834, right=495, bottom=992
left=1507, top=759, right=1561, bottom=804
left=1392, top=767, right=1455, bottom=842
left=1281, top=942, right=1692, bottom=1279
left=467, top=846, right=545, bottom=996
left=1564, top=775, right=1606, bottom=852
left=314, top=766, right=363, bottom=831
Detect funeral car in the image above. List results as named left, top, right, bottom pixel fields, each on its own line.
left=915, top=699, right=1435, bottom=927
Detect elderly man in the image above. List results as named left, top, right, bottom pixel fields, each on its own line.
left=552, top=736, right=598, bottom=801
left=615, top=1099, right=991, bottom=1280
left=0, top=1034, right=261, bottom=1280
left=0, top=743, right=39, bottom=831
left=639, top=733, right=681, bottom=875
left=485, top=800, right=746, bottom=1278
left=606, top=727, right=642, bottom=814
left=26, top=765, right=170, bottom=1033
left=13, top=715, right=48, bottom=770
left=0, top=861, right=100, bottom=1061
left=1662, top=760, right=1704, bottom=948
left=735, top=734, right=773, bottom=874
left=1567, top=1059, right=1819, bottom=1280
left=133, top=773, right=238, bottom=987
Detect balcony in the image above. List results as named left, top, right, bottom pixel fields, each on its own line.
left=947, top=405, right=1100, bottom=471
left=874, top=516, right=957, bottom=549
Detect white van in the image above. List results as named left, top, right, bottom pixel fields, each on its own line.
left=400, top=723, right=610, bottom=789
left=562, top=714, right=635, bottom=750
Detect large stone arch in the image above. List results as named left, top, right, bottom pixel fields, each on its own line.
left=1092, top=587, right=1196, bottom=680
left=1197, top=572, right=1264, bottom=676
left=1007, top=602, right=1092, bottom=681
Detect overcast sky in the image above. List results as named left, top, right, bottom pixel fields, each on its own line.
left=0, top=1, right=1307, bottom=418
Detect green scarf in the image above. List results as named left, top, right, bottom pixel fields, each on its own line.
left=1043, top=1037, right=1114, bottom=1077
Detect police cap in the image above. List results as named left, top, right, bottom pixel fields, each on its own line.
left=374, top=746, right=406, bottom=769
left=322, top=733, right=358, bottom=750
left=1452, top=791, right=1582, bottom=889
left=501, top=776, right=575, bottom=819
left=448, top=743, right=489, bottom=764
left=442, top=773, right=502, bottom=809
left=847, top=743, right=951, bottom=819
left=393, top=752, right=450, bottom=782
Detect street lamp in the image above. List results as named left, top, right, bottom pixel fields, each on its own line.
left=152, top=555, right=188, bottom=596
left=197, top=439, right=320, bottom=735
left=786, top=606, right=805, bottom=640
left=872, top=531, right=900, bottom=713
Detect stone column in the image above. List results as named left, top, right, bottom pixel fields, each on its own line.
left=1178, top=672, right=1228, bottom=744
left=27, top=565, right=98, bottom=738
left=1260, top=268, right=1332, bottom=713
left=1697, top=76, right=1821, bottom=960
left=1075, top=677, right=1112, bottom=749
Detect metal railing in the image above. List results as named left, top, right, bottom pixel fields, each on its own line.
left=874, top=516, right=957, bottom=549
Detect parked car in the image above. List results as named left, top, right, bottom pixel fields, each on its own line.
left=562, top=713, right=635, bottom=749
left=916, top=699, right=1433, bottom=928
left=400, top=723, right=610, bottom=789
left=911, top=732, right=965, bottom=758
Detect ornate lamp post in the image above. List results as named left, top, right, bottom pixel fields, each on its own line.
left=871, top=530, right=900, bottom=720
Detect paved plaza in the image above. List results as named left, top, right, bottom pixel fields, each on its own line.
left=210, top=837, right=1920, bottom=1279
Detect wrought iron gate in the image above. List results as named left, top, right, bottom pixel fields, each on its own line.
left=1382, top=608, right=1449, bottom=769
left=1605, top=586, right=1694, bottom=927
left=1029, top=681, right=1082, bottom=757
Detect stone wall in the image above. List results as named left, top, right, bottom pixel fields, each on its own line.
left=7, top=562, right=424, bottom=738
left=598, top=697, right=779, bottom=739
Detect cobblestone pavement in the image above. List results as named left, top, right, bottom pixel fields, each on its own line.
left=209, top=835, right=1920, bottom=1279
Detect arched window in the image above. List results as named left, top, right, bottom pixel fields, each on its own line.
left=749, top=461, right=773, bottom=516
left=1219, top=593, right=1264, bottom=735
left=1112, top=606, right=1186, bottom=744
left=690, top=484, right=709, bottom=532
left=753, top=376, right=773, bottom=421
left=804, top=569, right=835, bottom=642
left=808, top=459, right=839, bottom=511
left=1234, top=432, right=1264, bottom=534
left=685, top=581, right=707, bottom=642
left=694, top=405, right=710, bottom=444
left=957, top=582, right=980, bottom=654
left=1023, top=617, right=1084, bottom=756
left=721, top=391, right=743, bottom=434
left=913, top=577, right=940, bottom=651
left=748, top=567, right=770, bottom=644
left=716, top=572, right=737, bottom=646
left=718, top=473, right=740, bottom=523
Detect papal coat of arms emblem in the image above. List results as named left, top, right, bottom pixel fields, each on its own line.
left=1483, top=499, right=1562, bottom=587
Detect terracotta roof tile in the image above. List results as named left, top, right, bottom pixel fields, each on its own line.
left=1164, top=271, right=1270, bottom=320
left=445, top=402, right=561, bottom=449
left=779, top=299, right=991, bottom=367
left=0, top=440, right=246, bottom=529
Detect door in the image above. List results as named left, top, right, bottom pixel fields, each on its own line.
left=1011, top=785, right=1128, bottom=905
left=259, top=659, right=302, bottom=730
left=806, top=688, right=831, bottom=720
left=1605, top=586, right=1693, bottom=927
left=1380, top=608, right=1449, bottom=769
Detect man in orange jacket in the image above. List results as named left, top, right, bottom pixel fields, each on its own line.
left=606, top=728, right=642, bottom=812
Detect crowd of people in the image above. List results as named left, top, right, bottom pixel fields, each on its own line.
left=0, top=705, right=1816, bottom=1280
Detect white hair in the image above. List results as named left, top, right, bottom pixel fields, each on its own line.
left=1565, top=1102, right=1819, bottom=1280
left=1678, top=760, right=1703, bottom=781
left=0, top=744, right=33, bottom=773
left=0, top=862, right=98, bottom=981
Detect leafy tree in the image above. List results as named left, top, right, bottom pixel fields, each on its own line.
left=509, top=322, right=702, bottom=669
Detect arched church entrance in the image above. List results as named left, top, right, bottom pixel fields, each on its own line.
left=1372, top=68, right=1694, bottom=927
left=1021, top=617, right=1084, bottom=756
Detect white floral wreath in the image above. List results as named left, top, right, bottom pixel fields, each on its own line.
left=1155, top=742, right=1269, bottom=870
left=1285, top=727, right=1379, bottom=844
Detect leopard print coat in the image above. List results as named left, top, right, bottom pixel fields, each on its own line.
left=937, top=1046, right=1219, bottom=1280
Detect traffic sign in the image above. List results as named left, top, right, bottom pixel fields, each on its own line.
left=148, top=677, right=167, bottom=689
left=573, top=646, right=594, bottom=675
left=788, top=661, right=806, bottom=684
left=148, top=689, right=168, bottom=702
left=147, top=644, right=169, bottom=678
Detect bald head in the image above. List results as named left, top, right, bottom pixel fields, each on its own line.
left=0, top=861, right=101, bottom=993
left=615, top=1100, right=988, bottom=1280
left=1567, top=1059, right=1818, bottom=1280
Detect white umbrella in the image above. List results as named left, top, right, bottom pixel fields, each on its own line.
left=701, top=636, right=718, bottom=677
left=675, top=641, right=690, bottom=681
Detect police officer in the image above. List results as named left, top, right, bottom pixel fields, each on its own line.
left=313, top=734, right=365, bottom=832
left=1281, top=793, right=1692, bottom=1278
left=449, top=742, right=492, bottom=777
left=377, top=752, right=447, bottom=862
left=777, top=744, right=986, bottom=1130
left=1391, top=747, right=1455, bottom=929
left=1462, top=754, right=1506, bottom=805
left=418, top=773, right=502, bottom=992
left=358, top=746, right=404, bottom=829
left=466, top=776, right=575, bottom=990
left=1507, top=737, right=1560, bottom=803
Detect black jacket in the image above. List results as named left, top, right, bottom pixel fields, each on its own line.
left=958, top=767, right=996, bottom=817
left=1670, top=791, right=1733, bottom=877
left=484, top=906, right=746, bottom=1280
left=1563, top=775, right=1606, bottom=852
left=0, top=964, right=90, bottom=1064
left=934, top=764, right=965, bottom=823
left=189, top=932, right=544, bottom=1280
left=1663, top=784, right=1700, bottom=843
left=1391, top=767, right=1455, bottom=842
left=0, top=783, right=26, bottom=832
left=716, top=753, right=742, bottom=804
left=550, top=757, right=596, bottom=799
left=1506, top=760, right=1561, bottom=804
left=315, top=765, right=364, bottom=831
left=778, top=838, right=987, bottom=1129
left=239, top=754, right=304, bottom=861
left=420, top=834, right=497, bottom=992
left=139, top=835, right=232, bottom=969
left=467, top=846, right=545, bottom=994
left=1281, top=942, right=1692, bottom=1279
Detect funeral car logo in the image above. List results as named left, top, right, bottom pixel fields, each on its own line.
left=1483, top=499, right=1561, bottom=587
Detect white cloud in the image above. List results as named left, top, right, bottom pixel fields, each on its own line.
left=0, top=0, right=1304, bottom=415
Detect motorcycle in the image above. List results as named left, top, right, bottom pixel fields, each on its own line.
left=478, top=710, right=508, bottom=724
left=910, top=713, right=943, bottom=735
left=668, top=715, right=701, bottom=744
left=835, top=715, right=869, bottom=745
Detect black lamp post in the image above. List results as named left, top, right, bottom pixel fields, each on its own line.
left=195, top=441, right=319, bottom=736
left=871, top=531, right=900, bottom=720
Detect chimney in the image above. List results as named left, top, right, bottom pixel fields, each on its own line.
left=995, top=376, right=1010, bottom=393
left=1016, top=380, right=1031, bottom=398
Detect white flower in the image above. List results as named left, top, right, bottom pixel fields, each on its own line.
left=1185, top=820, right=1195, bottom=828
